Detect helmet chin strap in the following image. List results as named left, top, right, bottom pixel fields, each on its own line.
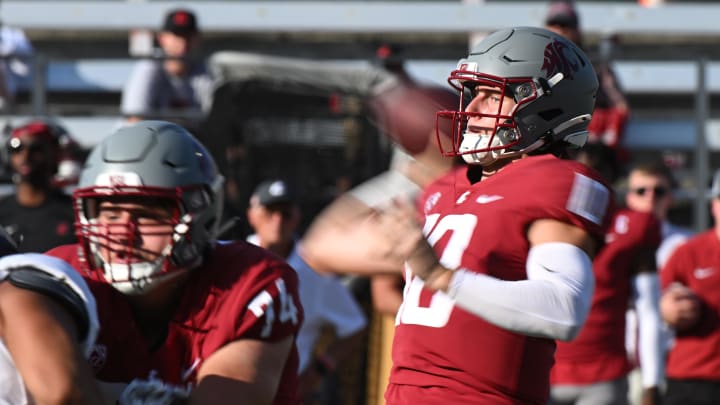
left=459, top=131, right=546, bottom=165
left=101, top=256, right=165, bottom=295
left=91, top=240, right=177, bottom=295
left=459, top=132, right=502, bottom=165
left=109, top=267, right=188, bottom=296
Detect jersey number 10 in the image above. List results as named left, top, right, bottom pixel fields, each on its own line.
left=396, top=213, right=477, bottom=328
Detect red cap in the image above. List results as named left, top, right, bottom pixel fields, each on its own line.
left=162, top=8, right=198, bottom=36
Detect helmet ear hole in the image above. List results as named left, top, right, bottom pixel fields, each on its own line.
left=538, top=109, right=563, bottom=122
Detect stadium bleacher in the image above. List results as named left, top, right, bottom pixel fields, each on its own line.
left=2, top=0, right=719, bottom=230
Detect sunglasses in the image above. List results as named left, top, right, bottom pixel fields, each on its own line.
left=630, top=186, right=669, bottom=198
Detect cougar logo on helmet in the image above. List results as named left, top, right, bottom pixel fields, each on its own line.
left=109, top=175, right=127, bottom=187
left=541, top=39, right=581, bottom=80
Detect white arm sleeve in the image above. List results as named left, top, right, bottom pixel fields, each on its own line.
left=446, top=242, right=594, bottom=341
left=632, top=272, right=664, bottom=388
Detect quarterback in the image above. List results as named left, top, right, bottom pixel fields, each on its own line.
left=383, top=26, right=611, bottom=404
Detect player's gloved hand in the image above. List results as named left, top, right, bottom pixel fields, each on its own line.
left=118, top=372, right=190, bottom=405
left=375, top=198, right=451, bottom=291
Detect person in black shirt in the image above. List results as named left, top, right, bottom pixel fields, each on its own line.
left=0, top=119, right=77, bottom=252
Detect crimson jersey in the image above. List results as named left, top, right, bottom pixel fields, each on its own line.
left=386, top=155, right=610, bottom=405
left=660, top=230, right=720, bottom=381
left=46, top=241, right=303, bottom=404
left=552, top=208, right=661, bottom=385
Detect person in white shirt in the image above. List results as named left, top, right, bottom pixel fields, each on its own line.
left=624, top=159, right=694, bottom=404
left=246, top=178, right=367, bottom=403
left=121, top=8, right=213, bottom=130
left=0, top=24, right=33, bottom=111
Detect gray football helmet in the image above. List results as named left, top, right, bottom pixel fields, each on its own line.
left=436, top=26, right=599, bottom=165
left=73, top=121, right=224, bottom=295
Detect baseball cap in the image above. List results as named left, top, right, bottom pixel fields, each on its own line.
left=545, top=1, right=579, bottom=29
left=250, top=179, right=296, bottom=206
left=162, top=8, right=198, bottom=36
left=9, top=121, right=60, bottom=146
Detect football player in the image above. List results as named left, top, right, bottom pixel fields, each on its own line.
left=46, top=121, right=303, bottom=404
left=658, top=169, right=720, bottom=405
left=303, top=26, right=611, bottom=404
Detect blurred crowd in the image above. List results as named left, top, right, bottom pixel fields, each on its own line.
left=1, top=2, right=719, bottom=405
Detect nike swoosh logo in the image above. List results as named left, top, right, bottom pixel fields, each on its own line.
left=540, top=265, right=558, bottom=273
left=694, top=267, right=715, bottom=279
left=476, top=195, right=504, bottom=204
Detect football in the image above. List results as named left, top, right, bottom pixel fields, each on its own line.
left=369, top=83, right=459, bottom=155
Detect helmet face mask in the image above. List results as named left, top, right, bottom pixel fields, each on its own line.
left=73, top=121, right=224, bottom=295
left=438, top=74, right=541, bottom=165
left=435, top=27, right=599, bottom=165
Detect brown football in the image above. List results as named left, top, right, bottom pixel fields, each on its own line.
left=369, top=83, right=459, bottom=155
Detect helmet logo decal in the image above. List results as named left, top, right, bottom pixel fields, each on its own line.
left=456, top=62, right=478, bottom=79
left=95, top=172, right=144, bottom=187
left=109, top=175, right=127, bottom=187
left=541, top=39, right=580, bottom=80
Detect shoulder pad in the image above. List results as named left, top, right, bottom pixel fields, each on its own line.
left=7, top=266, right=89, bottom=341
left=0, top=254, right=98, bottom=357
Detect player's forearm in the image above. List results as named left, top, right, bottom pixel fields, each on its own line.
left=13, top=303, right=104, bottom=405
left=299, top=202, right=406, bottom=275
left=633, top=272, right=664, bottom=388
left=191, top=336, right=294, bottom=405
left=28, top=363, right=105, bottom=405
left=419, top=243, right=594, bottom=341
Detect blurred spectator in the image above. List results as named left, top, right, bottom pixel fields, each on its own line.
left=0, top=23, right=33, bottom=112
left=374, top=43, right=413, bottom=84
left=0, top=119, right=77, bottom=252
left=121, top=8, right=213, bottom=131
left=246, top=179, right=367, bottom=404
left=658, top=169, right=720, bottom=405
left=626, top=160, right=694, bottom=268
left=624, top=161, right=694, bottom=404
left=544, top=0, right=630, bottom=161
left=551, top=143, right=663, bottom=405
